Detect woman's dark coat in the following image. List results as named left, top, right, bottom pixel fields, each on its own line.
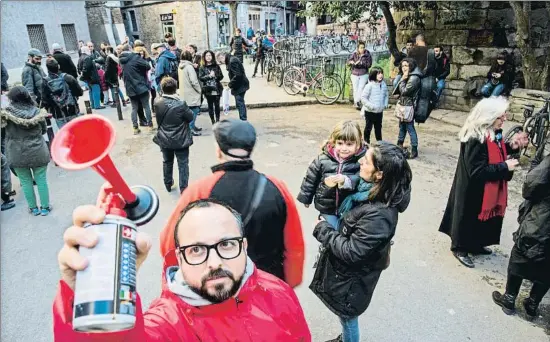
left=153, top=95, right=194, bottom=150
left=439, top=138, right=517, bottom=251
left=393, top=67, right=422, bottom=107
left=310, top=189, right=411, bottom=319
left=78, top=55, right=100, bottom=85
left=198, top=64, right=224, bottom=96
left=1, top=105, right=50, bottom=168
left=226, top=55, right=250, bottom=96
left=297, top=144, right=365, bottom=215
left=508, top=154, right=550, bottom=284
left=104, top=55, right=120, bottom=86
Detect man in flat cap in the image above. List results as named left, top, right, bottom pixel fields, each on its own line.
left=21, top=48, right=46, bottom=105
left=159, top=118, right=305, bottom=289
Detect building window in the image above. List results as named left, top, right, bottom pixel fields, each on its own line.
left=122, top=12, right=127, bottom=20
left=61, top=24, right=78, bottom=52
left=26, top=24, right=49, bottom=55
left=129, top=10, right=138, bottom=32
left=249, top=13, right=260, bottom=30
left=162, top=21, right=176, bottom=37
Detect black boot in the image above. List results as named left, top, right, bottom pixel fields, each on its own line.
left=408, top=146, right=418, bottom=159
left=397, top=141, right=404, bottom=149
left=523, top=297, right=540, bottom=319
left=325, top=334, right=342, bottom=342
left=492, top=291, right=516, bottom=315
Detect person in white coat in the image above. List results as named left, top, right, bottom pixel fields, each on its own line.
left=360, top=67, right=389, bottom=144
left=179, top=50, right=202, bottom=136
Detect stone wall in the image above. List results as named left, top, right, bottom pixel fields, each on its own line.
left=508, top=89, right=549, bottom=122
left=86, top=1, right=110, bottom=46
left=121, top=1, right=207, bottom=53
left=392, top=3, right=549, bottom=114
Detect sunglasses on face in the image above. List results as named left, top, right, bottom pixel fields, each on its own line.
left=177, top=237, right=244, bottom=266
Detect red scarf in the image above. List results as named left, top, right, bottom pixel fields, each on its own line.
left=478, top=136, right=508, bottom=221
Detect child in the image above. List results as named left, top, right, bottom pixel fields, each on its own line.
left=297, top=120, right=366, bottom=229
left=361, top=66, right=389, bottom=144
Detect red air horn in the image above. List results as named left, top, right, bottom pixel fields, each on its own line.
left=51, top=115, right=159, bottom=225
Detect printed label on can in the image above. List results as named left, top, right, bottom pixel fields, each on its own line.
left=118, top=225, right=137, bottom=315
left=74, top=223, right=118, bottom=312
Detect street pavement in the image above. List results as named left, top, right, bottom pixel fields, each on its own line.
left=1, top=71, right=549, bottom=341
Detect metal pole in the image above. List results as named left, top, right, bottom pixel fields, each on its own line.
left=113, top=86, right=123, bottom=120
left=204, top=1, right=211, bottom=50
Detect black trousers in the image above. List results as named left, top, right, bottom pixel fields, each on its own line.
left=161, top=147, right=189, bottom=193
left=505, top=273, right=550, bottom=303
left=364, top=111, right=383, bottom=144
left=205, top=95, right=221, bottom=124
left=150, top=87, right=157, bottom=113
left=253, top=56, right=265, bottom=76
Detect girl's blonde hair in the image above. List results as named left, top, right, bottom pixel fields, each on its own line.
left=458, top=96, right=509, bottom=143
left=324, top=120, right=363, bottom=148
left=134, top=46, right=150, bottom=59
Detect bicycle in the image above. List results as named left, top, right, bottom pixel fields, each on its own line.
left=282, top=59, right=342, bottom=105
left=505, top=93, right=550, bottom=159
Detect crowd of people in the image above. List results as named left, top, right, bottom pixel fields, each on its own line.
left=0, top=28, right=548, bottom=342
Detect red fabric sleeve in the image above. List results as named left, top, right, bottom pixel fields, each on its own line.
left=159, top=172, right=225, bottom=259
left=53, top=280, right=145, bottom=342
left=53, top=280, right=188, bottom=342
left=266, top=176, right=305, bottom=288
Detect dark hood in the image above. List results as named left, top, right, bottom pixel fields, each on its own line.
left=118, top=51, right=138, bottom=65
left=393, top=187, right=411, bottom=213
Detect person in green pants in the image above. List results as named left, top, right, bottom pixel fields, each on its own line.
left=1, top=86, right=51, bottom=216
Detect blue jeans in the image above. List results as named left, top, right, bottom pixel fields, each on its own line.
left=88, top=84, right=101, bottom=109
left=235, top=93, right=247, bottom=121
left=110, top=87, right=125, bottom=102
left=339, top=316, right=360, bottom=342
left=321, top=214, right=339, bottom=230
left=189, top=106, right=200, bottom=130
left=435, top=79, right=446, bottom=100
left=481, top=83, right=505, bottom=97
left=398, top=121, right=418, bottom=147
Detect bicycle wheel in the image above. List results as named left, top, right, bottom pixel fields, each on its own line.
left=533, top=117, right=548, bottom=149
left=283, top=68, right=304, bottom=95
left=275, top=66, right=284, bottom=87
left=313, top=75, right=342, bottom=105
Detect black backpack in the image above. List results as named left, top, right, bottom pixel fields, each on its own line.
left=168, top=59, right=179, bottom=82
left=44, top=73, right=75, bottom=109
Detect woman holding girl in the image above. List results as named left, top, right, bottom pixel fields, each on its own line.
left=310, top=141, right=412, bottom=342
left=360, top=66, right=388, bottom=144
left=198, top=50, right=224, bottom=125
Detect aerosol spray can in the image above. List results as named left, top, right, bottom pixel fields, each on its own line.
left=72, top=185, right=159, bottom=332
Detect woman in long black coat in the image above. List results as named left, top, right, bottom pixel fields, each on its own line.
left=492, top=152, right=550, bottom=319
left=311, top=141, right=412, bottom=342
left=439, top=97, right=528, bottom=268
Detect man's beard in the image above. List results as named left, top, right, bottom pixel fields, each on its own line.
left=190, top=268, right=244, bottom=303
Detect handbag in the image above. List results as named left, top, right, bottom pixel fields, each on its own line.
left=394, top=103, right=414, bottom=123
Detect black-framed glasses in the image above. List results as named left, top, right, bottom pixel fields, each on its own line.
left=177, top=237, right=244, bottom=265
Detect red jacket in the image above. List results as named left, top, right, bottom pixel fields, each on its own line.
left=53, top=267, right=311, bottom=342
left=159, top=166, right=305, bottom=288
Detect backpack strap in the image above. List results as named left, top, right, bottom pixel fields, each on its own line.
left=242, top=174, right=267, bottom=227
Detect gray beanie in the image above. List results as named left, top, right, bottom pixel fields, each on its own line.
left=28, top=48, right=42, bottom=57
left=52, top=43, right=63, bottom=52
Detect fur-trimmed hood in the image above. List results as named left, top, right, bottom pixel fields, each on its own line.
left=1, top=105, right=47, bottom=128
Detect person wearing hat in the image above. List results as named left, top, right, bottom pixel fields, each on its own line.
left=51, top=43, right=78, bottom=79
left=152, top=42, right=178, bottom=90
left=159, top=118, right=305, bottom=289
left=21, top=48, right=46, bottom=105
